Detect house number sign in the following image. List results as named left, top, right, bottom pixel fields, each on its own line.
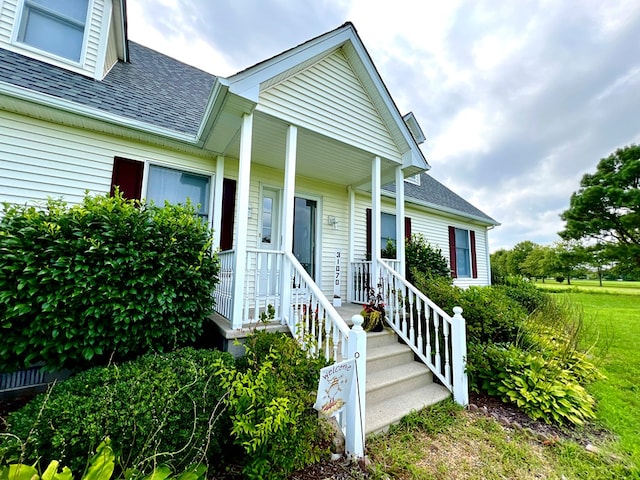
left=333, top=249, right=342, bottom=307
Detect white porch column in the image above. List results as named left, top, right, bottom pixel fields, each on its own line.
left=231, top=113, right=253, bottom=329
left=395, top=165, right=406, bottom=277
left=347, top=186, right=355, bottom=302
left=280, top=125, right=298, bottom=324
left=371, top=156, right=381, bottom=286
left=212, top=155, right=225, bottom=250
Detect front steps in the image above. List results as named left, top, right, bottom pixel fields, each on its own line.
left=365, top=328, right=450, bottom=435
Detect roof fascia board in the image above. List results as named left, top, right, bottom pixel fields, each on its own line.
left=0, top=81, right=198, bottom=143
left=194, top=79, right=233, bottom=146
left=382, top=189, right=500, bottom=226
left=114, top=0, right=129, bottom=62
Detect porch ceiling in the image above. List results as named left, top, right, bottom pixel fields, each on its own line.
left=223, top=111, right=400, bottom=188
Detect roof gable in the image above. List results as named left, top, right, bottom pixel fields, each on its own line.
left=258, top=48, right=401, bottom=161
left=226, top=22, right=428, bottom=172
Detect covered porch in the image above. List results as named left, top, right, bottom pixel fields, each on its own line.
left=209, top=109, right=414, bottom=331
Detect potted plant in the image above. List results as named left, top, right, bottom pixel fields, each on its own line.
left=361, top=285, right=386, bottom=332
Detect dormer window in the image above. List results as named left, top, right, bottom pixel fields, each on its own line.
left=17, top=0, right=89, bottom=63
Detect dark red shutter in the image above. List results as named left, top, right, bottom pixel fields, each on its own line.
left=111, top=157, right=143, bottom=200
left=470, top=230, right=478, bottom=279
left=448, top=226, right=457, bottom=278
left=404, top=217, right=411, bottom=242
left=220, top=178, right=236, bottom=251
left=366, top=208, right=372, bottom=260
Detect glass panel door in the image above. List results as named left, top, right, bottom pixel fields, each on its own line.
left=293, top=197, right=316, bottom=278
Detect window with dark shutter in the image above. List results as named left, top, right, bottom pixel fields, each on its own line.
left=365, top=208, right=411, bottom=259
left=448, top=226, right=478, bottom=279
left=448, top=226, right=457, bottom=278
left=111, top=157, right=143, bottom=200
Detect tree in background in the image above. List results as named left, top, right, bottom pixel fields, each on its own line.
left=560, top=144, right=640, bottom=270
left=521, top=244, right=556, bottom=282
left=553, top=240, right=588, bottom=285
left=490, top=249, right=510, bottom=284
left=507, top=241, right=537, bottom=277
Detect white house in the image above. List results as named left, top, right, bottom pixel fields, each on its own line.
left=0, top=0, right=498, bottom=444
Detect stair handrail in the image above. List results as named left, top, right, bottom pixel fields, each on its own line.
left=283, top=251, right=366, bottom=458
left=283, top=252, right=350, bottom=351
left=377, top=259, right=468, bottom=406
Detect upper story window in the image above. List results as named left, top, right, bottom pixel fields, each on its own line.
left=16, top=0, right=89, bottom=62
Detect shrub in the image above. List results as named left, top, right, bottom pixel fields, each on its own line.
left=467, top=343, right=597, bottom=425
left=496, top=277, right=551, bottom=314
left=216, top=332, right=331, bottom=479
left=413, top=272, right=525, bottom=344
left=405, top=234, right=451, bottom=283
left=0, top=193, right=219, bottom=372
left=0, top=438, right=208, bottom=480
left=3, top=348, right=234, bottom=474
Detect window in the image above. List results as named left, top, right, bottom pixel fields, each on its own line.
left=405, top=174, right=421, bottom=185
left=448, top=227, right=478, bottom=279
left=381, top=212, right=396, bottom=253
left=17, top=0, right=89, bottom=62
left=147, top=164, right=211, bottom=219
left=261, top=197, right=273, bottom=243
left=365, top=209, right=411, bottom=259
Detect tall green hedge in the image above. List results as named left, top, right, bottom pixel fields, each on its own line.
left=0, top=193, right=219, bottom=372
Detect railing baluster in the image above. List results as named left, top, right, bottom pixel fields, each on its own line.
left=434, top=311, right=441, bottom=374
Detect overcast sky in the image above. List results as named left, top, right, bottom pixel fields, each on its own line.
left=127, top=0, right=640, bottom=252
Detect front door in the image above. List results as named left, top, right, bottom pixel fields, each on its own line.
left=293, top=197, right=317, bottom=279
left=259, top=188, right=280, bottom=297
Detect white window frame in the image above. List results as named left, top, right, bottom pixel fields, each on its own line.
left=13, top=0, right=92, bottom=66
left=140, top=161, right=215, bottom=225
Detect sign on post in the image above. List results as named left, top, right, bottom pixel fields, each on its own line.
left=314, top=358, right=355, bottom=417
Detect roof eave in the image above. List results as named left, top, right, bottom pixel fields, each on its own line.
left=0, top=80, right=199, bottom=144
left=382, top=189, right=501, bottom=227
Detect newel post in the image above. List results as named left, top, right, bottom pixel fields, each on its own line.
left=451, top=306, right=469, bottom=406
left=345, top=314, right=366, bottom=458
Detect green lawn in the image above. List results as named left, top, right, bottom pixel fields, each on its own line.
left=365, top=287, right=640, bottom=478
left=536, top=279, right=640, bottom=295
left=564, top=291, right=640, bottom=468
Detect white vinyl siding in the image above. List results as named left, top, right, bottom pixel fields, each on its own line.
left=0, top=109, right=216, bottom=207
left=353, top=193, right=491, bottom=287
left=259, top=49, right=401, bottom=162
left=1, top=0, right=109, bottom=78
left=0, top=0, right=19, bottom=42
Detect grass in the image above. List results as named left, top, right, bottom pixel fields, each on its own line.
left=567, top=291, right=640, bottom=468
left=365, top=285, right=640, bottom=479
left=536, top=279, right=640, bottom=295
left=366, top=401, right=634, bottom=479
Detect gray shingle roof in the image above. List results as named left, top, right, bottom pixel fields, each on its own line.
left=384, top=173, right=499, bottom=225
left=0, top=42, right=215, bottom=135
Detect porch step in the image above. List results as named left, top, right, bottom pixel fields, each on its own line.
left=365, top=327, right=450, bottom=435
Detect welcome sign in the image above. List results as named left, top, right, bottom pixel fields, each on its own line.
left=314, top=358, right=355, bottom=416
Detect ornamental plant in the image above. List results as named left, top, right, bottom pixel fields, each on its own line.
left=0, top=192, right=220, bottom=372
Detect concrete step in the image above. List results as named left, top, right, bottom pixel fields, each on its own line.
left=366, top=361, right=433, bottom=406
left=366, top=342, right=414, bottom=370
left=366, top=328, right=399, bottom=349
left=366, top=382, right=451, bottom=435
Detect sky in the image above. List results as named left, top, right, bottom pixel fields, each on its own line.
left=127, top=0, right=640, bottom=252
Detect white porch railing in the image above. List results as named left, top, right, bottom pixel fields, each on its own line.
left=214, top=249, right=235, bottom=320
left=348, top=259, right=400, bottom=304
left=284, top=251, right=365, bottom=458
left=214, top=249, right=285, bottom=325
left=377, top=260, right=469, bottom=406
